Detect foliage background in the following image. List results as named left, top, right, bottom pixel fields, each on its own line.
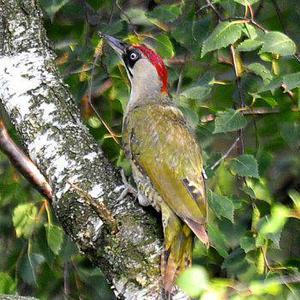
left=0, top=0, right=300, bottom=299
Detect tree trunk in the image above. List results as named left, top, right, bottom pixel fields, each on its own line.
left=0, top=1, right=169, bottom=298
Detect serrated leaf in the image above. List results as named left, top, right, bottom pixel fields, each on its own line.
left=0, top=272, right=16, bottom=294
left=208, top=190, right=235, bottom=222
left=237, top=39, right=263, bottom=52
left=13, top=203, right=37, bottom=238
left=213, top=109, right=247, bottom=133
left=208, top=223, right=229, bottom=258
left=44, top=224, right=64, bottom=255
left=247, top=63, right=273, bottom=83
left=155, top=34, right=174, bottom=58
left=230, top=154, right=259, bottom=178
left=259, top=31, right=296, bottom=56
left=201, top=21, right=243, bottom=57
left=177, top=266, right=208, bottom=297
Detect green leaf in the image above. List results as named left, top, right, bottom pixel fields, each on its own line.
left=44, top=224, right=64, bottom=255
left=237, top=39, right=263, bottom=52
left=234, top=0, right=260, bottom=5
left=259, top=72, right=300, bottom=93
left=247, top=63, right=273, bottom=83
left=230, top=154, right=259, bottom=178
left=201, top=21, right=243, bottom=57
left=240, top=185, right=256, bottom=199
left=208, top=223, right=229, bottom=258
left=250, top=280, right=282, bottom=296
left=260, top=205, right=289, bottom=235
left=177, top=266, right=209, bottom=297
left=123, top=8, right=152, bottom=26
left=242, top=24, right=259, bottom=39
left=13, top=203, right=37, bottom=238
left=213, top=109, right=247, bottom=133
left=155, top=34, right=174, bottom=58
left=181, top=85, right=211, bottom=101
left=147, top=3, right=182, bottom=22
left=208, top=190, right=235, bottom=222
left=247, top=178, right=273, bottom=204
left=222, top=248, right=251, bottom=277
left=0, top=272, right=16, bottom=294
left=281, top=72, right=300, bottom=90
left=259, top=31, right=296, bottom=56
left=172, top=16, right=209, bottom=51
left=240, top=235, right=256, bottom=253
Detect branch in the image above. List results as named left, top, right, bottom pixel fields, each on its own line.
left=210, top=137, right=240, bottom=170
left=200, top=107, right=300, bottom=123
left=206, top=0, right=223, bottom=20
left=0, top=1, right=167, bottom=299
left=0, top=119, right=52, bottom=201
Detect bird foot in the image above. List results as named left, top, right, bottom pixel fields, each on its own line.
left=115, top=170, right=137, bottom=201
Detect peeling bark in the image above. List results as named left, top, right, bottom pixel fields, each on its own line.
left=0, top=1, right=170, bottom=299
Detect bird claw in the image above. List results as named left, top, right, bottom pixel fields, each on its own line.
left=115, top=170, right=137, bottom=201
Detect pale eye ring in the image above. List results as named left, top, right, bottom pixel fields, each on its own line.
left=130, top=52, right=138, bottom=60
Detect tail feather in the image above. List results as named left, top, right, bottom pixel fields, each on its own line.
left=161, top=204, right=193, bottom=292
left=184, top=217, right=209, bottom=247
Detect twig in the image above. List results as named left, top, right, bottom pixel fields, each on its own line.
left=64, top=262, right=70, bottom=299
left=206, top=0, right=223, bottom=20
left=254, top=0, right=264, bottom=18
left=88, top=41, right=120, bottom=145
left=210, top=137, right=240, bottom=170
left=0, top=120, right=52, bottom=201
left=167, top=57, right=187, bottom=65
left=230, top=45, right=245, bottom=154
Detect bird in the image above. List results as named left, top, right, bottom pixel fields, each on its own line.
left=102, top=33, right=209, bottom=292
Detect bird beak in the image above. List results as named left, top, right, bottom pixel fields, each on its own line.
left=100, top=33, right=128, bottom=56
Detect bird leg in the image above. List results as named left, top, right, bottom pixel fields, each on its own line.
left=115, top=169, right=137, bottom=201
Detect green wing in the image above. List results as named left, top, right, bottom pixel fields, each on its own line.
left=124, top=104, right=208, bottom=243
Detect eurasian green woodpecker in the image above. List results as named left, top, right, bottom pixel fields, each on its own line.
left=103, top=34, right=208, bottom=291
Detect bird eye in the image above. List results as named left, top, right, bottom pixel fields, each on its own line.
left=130, top=52, right=138, bottom=60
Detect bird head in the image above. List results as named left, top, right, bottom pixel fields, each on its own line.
left=102, top=34, right=168, bottom=96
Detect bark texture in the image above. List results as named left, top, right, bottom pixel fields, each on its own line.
left=0, top=1, right=168, bottom=298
